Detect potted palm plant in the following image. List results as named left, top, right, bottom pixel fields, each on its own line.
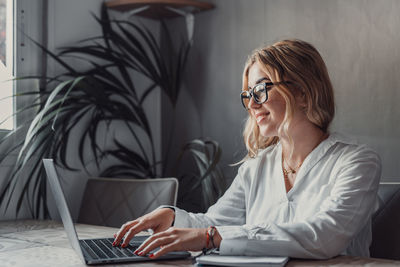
left=0, top=4, right=225, bottom=219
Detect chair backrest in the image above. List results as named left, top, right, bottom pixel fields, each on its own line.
left=370, top=182, right=400, bottom=260
left=78, top=177, right=178, bottom=228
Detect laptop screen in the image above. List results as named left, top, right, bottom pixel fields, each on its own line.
left=43, top=158, right=85, bottom=262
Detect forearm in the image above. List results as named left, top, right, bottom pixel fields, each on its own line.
left=213, top=222, right=336, bottom=259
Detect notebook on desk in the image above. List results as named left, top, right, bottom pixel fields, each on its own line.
left=43, top=158, right=190, bottom=265
left=196, top=253, right=289, bottom=267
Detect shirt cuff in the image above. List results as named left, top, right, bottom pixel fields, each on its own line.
left=215, top=225, right=249, bottom=255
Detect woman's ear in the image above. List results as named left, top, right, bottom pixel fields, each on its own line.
left=295, top=90, right=307, bottom=110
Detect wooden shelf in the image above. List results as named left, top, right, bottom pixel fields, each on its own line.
left=106, top=0, right=215, bottom=19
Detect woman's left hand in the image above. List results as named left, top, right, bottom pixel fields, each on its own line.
left=134, top=227, right=207, bottom=259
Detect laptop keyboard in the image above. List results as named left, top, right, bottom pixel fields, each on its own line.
left=80, top=238, right=139, bottom=260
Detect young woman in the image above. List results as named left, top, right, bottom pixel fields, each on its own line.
left=113, top=39, right=381, bottom=259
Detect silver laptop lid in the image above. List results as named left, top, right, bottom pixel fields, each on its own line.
left=43, top=158, right=85, bottom=262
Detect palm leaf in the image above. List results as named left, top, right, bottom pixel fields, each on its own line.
left=0, top=3, right=225, bottom=218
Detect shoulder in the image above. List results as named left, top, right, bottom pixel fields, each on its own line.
left=326, top=132, right=381, bottom=164
left=324, top=132, right=382, bottom=182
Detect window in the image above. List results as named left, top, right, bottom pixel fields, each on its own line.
left=0, top=0, right=14, bottom=131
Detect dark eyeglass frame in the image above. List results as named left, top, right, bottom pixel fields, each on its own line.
left=240, top=81, right=291, bottom=110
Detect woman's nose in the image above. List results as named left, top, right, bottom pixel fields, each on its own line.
left=248, top=96, right=260, bottom=110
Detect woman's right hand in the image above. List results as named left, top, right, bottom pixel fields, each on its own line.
left=112, top=208, right=175, bottom=247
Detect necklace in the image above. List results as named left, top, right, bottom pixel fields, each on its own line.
left=281, top=132, right=328, bottom=192
left=282, top=153, right=302, bottom=192
left=282, top=157, right=303, bottom=175
left=282, top=164, right=293, bottom=192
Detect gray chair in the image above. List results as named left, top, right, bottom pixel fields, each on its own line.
left=78, top=177, right=178, bottom=228
left=370, top=183, right=400, bottom=260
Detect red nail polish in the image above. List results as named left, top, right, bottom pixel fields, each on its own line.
left=149, top=253, right=154, bottom=258
left=138, top=252, right=144, bottom=256
left=121, top=243, right=127, bottom=248
left=112, top=241, right=116, bottom=246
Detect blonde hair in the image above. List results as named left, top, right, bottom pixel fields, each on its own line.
left=242, top=39, right=335, bottom=159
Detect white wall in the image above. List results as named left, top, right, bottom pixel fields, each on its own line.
left=170, top=0, right=400, bottom=183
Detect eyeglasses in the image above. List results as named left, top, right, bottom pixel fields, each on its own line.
left=240, top=81, right=290, bottom=110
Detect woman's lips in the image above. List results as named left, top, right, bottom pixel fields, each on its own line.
left=256, top=112, right=270, bottom=123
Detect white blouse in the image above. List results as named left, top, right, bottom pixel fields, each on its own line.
left=171, top=132, right=382, bottom=259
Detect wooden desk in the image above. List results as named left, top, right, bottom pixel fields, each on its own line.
left=0, top=220, right=399, bottom=266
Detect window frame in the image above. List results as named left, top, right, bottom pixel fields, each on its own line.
left=0, top=0, right=44, bottom=139
left=0, top=0, right=15, bottom=135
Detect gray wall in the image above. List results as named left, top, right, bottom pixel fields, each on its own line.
left=169, top=0, right=400, bottom=183
left=46, top=0, right=162, bottom=220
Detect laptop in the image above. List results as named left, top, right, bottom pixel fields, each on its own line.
left=43, top=158, right=191, bottom=265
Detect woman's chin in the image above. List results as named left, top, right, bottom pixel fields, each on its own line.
left=258, top=127, right=277, bottom=138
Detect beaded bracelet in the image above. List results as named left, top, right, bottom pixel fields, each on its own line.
left=202, top=226, right=217, bottom=255
left=208, top=226, right=216, bottom=248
